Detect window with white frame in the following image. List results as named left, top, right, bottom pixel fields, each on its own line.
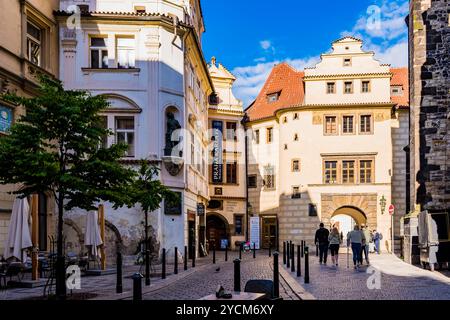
left=115, top=117, right=135, bottom=157
left=90, top=37, right=108, bottom=68
left=116, top=37, right=135, bottom=69
left=27, top=21, right=42, bottom=66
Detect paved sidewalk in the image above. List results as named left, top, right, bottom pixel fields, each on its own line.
left=281, top=250, right=450, bottom=300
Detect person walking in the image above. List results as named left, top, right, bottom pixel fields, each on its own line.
left=314, top=223, right=330, bottom=264
left=328, top=227, right=341, bottom=267
left=373, top=229, right=382, bottom=254
left=361, top=225, right=371, bottom=265
left=347, top=225, right=366, bottom=269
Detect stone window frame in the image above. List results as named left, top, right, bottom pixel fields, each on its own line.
left=115, top=35, right=136, bottom=69
left=343, top=57, right=352, bottom=67
left=359, top=113, right=374, bottom=135
left=114, top=115, right=136, bottom=158
left=25, top=10, right=53, bottom=70
left=263, top=164, right=276, bottom=191
left=343, top=81, right=354, bottom=94
left=341, top=114, right=356, bottom=135
left=361, top=80, right=371, bottom=93
left=233, top=214, right=244, bottom=236
left=291, top=159, right=301, bottom=172
left=342, top=160, right=356, bottom=184
left=291, top=186, right=301, bottom=199
left=254, top=129, right=260, bottom=144
left=266, top=127, right=273, bottom=144
left=322, top=155, right=376, bottom=185
left=89, top=34, right=109, bottom=69
left=323, top=114, right=338, bottom=136
left=326, top=81, right=336, bottom=94
left=248, top=175, right=257, bottom=188
left=225, top=121, right=238, bottom=142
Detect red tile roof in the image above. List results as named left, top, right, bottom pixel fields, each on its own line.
left=390, top=67, right=409, bottom=108
left=246, top=64, right=409, bottom=122
left=245, top=63, right=304, bottom=121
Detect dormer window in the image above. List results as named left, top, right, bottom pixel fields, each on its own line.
left=343, top=58, right=352, bottom=67
left=391, top=86, right=403, bottom=96
left=134, top=6, right=146, bottom=14
left=267, top=92, right=280, bottom=103
left=77, top=4, right=89, bottom=12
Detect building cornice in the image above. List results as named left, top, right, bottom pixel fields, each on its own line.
left=303, top=72, right=392, bottom=81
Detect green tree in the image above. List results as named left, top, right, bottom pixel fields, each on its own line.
left=0, top=76, right=136, bottom=299
left=130, top=161, right=178, bottom=286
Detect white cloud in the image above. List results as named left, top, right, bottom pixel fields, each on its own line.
left=260, top=40, right=272, bottom=50
left=232, top=57, right=319, bottom=107
left=232, top=0, right=409, bottom=107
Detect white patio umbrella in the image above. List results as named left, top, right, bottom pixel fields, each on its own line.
left=3, top=197, right=33, bottom=261
left=84, top=210, right=103, bottom=258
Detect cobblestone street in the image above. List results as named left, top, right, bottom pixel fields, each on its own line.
left=281, top=249, right=450, bottom=300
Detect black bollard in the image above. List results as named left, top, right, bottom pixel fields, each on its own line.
left=174, top=247, right=178, bottom=275
left=225, top=246, right=228, bottom=262
left=116, top=251, right=123, bottom=294
left=234, top=259, right=241, bottom=292
left=286, top=242, right=290, bottom=269
left=184, top=246, right=188, bottom=271
left=301, top=240, right=304, bottom=258
left=283, top=241, right=286, bottom=264
left=304, top=246, right=310, bottom=284
left=297, top=245, right=301, bottom=277
left=213, top=243, right=216, bottom=264
left=273, top=252, right=279, bottom=298
left=316, top=243, right=319, bottom=257
left=132, top=273, right=143, bottom=301
left=145, top=244, right=150, bottom=286
left=269, top=241, right=272, bottom=257
left=192, top=244, right=196, bottom=268
left=291, top=243, right=295, bottom=272
left=162, top=248, right=166, bottom=279
left=253, top=242, right=256, bottom=259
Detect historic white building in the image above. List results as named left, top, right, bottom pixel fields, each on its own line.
left=245, top=37, right=409, bottom=253
left=207, top=58, right=246, bottom=250
left=56, top=0, right=213, bottom=264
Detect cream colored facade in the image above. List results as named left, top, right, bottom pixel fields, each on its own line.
left=246, top=37, right=409, bottom=253
left=0, top=0, right=59, bottom=255
left=207, top=58, right=246, bottom=250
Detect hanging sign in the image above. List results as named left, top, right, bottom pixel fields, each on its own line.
left=250, top=217, right=260, bottom=250
left=211, top=120, right=223, bottom=183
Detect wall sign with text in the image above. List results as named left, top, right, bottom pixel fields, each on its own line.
left=211, top=120, right=223, bottom=183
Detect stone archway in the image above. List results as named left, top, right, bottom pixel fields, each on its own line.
left=63, top=219, right=84, bottom=256
left=206, top=213, right=230, bottom=250
left=104, top=220, right=123, bottom=266
left=321, top=193, right=377, bottom=229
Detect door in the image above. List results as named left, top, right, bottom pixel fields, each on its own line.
left=206, top=215, right=228, bottom=251
left=188, top=221, right=195, bottom=259
left=262, top=217, right=277, bottom=249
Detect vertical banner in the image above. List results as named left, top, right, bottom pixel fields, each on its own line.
left=250, top=217, right=260, bottom=249
left=212, top=120, right=223, bottom=183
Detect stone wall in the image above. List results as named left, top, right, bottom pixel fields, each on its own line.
left=409, top=0, right=450, bottom=212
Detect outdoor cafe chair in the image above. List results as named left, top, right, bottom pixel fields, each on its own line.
left=0, top=262, right=24, bottom=288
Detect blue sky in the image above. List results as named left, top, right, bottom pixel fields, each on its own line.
left=201, top=0, right=409, bottom=106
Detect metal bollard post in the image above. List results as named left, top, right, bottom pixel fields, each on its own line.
left=283, top=241, right=286, bottom=264
left=301, top=240, right=304, bottom=258
left=297, top=245, right=301, bottom=277
left=184, top=246, right=188, bottom=271
left=162, top=248, right=166, bottom=279
left=132, top=273, right=143, bottom=301
left=192, top=244, right=196, bottom=268
left=225, top=245, right=228, bottom=262
left=304, top=246, right=310, bottom=284
left=174, top=247, right=178, bottom=275
left=233, top=259, right=241, bottom=292
left=253, top=242, right=256, bottom=259
left=269, top=241, right=272, bottom=257
left=116, top=251, right=123, bottom=294
left=286, top=241, right=290, bottom=269
left=213, top=243, right=216, bottom=264
left=273, top=252, right=279, bottom=298
left=291, top=243, right=295, bottom=272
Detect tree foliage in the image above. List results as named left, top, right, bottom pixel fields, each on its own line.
left=0, top=75, right=136, bottom=210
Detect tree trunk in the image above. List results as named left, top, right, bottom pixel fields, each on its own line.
left=55, top=191, right=66, bottom=300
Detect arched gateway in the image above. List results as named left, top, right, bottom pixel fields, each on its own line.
left=206, top=213, right=230, bottom=251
